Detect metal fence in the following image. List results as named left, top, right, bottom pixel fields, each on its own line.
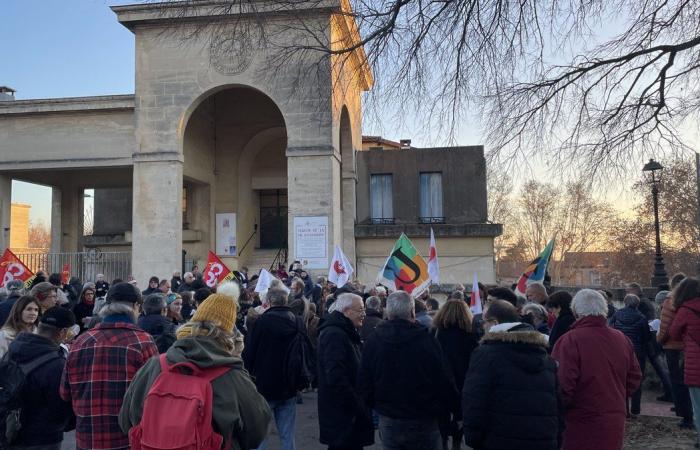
left=14, top=251, right=132, bottom=284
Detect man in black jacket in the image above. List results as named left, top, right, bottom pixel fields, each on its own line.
left=6, top=307, right=76, bottom=450
left=0, top=279, right=24, bottom=326
left=318, top=293, right=374, bottom=450
left=358, top=291, right=457, bottom=450
left=136, top=293, right=177, bottom=353
left=462, top=300, right=562, bottom=450
left=242, top=287, right=301, bottom=450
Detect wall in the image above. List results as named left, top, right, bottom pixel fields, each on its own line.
left=93, top=188, right=133, bottom=235
left=9, top=203, right=30, bottom=249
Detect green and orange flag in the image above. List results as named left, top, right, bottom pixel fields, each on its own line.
left=377, top=234, right=431, bottom=296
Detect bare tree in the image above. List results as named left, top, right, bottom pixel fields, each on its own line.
left=28, top=220, right=51, bottom=250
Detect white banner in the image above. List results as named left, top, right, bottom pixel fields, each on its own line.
left=293, top=216, right=328, bottom=269
left=215, top=213, right=237, bottom=256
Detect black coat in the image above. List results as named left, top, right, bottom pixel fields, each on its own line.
left=610, top=306, right=650, bottom=354
left=548, top=310, right=576, bottom=350
left=137, top=314, right=178, bottom=353
left=7, top=333, right=75, bottom=446
left=0, top=292, right=21, bottom=327
left=462, top=323, right=562, bottom=450
left=359, top=310, right=383, bottom=342
left=242, top=306, right=300, bottom=401
left=317, top=312, right=374, bottom=447
left=358, top=319, right=458, bottom=420
left=434, top=326, right=479, bottom=398
left=73, top=301, right=95, bottom=333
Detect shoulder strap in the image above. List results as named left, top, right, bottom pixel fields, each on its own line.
left=19, top=351, right=61, bottom=375
left=159, top=353, right=230, bottom=381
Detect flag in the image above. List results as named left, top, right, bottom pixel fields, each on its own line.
left=328, top=245, right=353, bottom=287
left=515, top=239, right=555, bottom=297
left=470, top=272, right=482, bottom=315
left=254, top=269, right=275, bottom=294
left=0, top=249, right=35, bottom=288
left=377, top=233, right=431, bottom=296
left=202, top=251, right=236, bottom=288
left=427, top=228, right=439, bottom=283
left=61, top=263, right=71, bottom=285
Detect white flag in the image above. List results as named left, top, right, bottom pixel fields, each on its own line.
left=254, top=269, right=274, bottom=294
left=427, top=228, right=440, bottom=284
left=470, top=272, right=483, bottom=315
left=328, top=245, right=353, bottom=287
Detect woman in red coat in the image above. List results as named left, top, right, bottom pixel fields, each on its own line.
left=552, top=289, right=641, bottom=450
left=668, top=276, right=700, bottom=446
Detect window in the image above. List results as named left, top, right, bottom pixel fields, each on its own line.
left=370, top=174, right=393, bottom=223
left=419, top=172, right=443, bottom=222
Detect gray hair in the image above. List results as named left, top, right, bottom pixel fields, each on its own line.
left=522, top=303, right=548, bottom=322
left=624, top=294, right=641, bottom=308
left=266, top=288, right=288, bottom=307
left=366, top=296, right=382, bottom=311
left=375, top=286, right=387, bottom=295
left=386, top=291, right=414, bottom=320
left=572, top=289, right=608, bottom=318
left=329, top=293, right=360, bottom=313
left=143, top=293, right=166, bottom=315
left=184, top=272, right=194, bottom=280
left=98, top=301, right=137, bottom=322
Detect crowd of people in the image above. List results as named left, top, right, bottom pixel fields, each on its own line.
left=0, top=263, right=699, bottom=450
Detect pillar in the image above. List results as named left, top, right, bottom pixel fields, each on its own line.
left=0, top=175, right=11, bottom=252
left=131, top=153, right=183, bottom=287
left=50, top=187, right=62, bottom=254
left=60, top=186, right=82, bottom=253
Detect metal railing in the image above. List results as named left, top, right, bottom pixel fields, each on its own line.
left=13, top=251, right=132, bottom=283
left=269, top=247, right=288, bottom=272
left=419, top=216, right=446, bottom=224
left=370, top=218, right=395, bottom=224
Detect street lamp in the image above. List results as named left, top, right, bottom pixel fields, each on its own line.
left=642, top=158, right=668, bottom=287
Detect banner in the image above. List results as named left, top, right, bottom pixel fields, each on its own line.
left=470, top=272, right=482, bottom=315
left=328, top=245, right=353, bottom=288
left=0, top=249, right=35, bottom=288
left=427, top=228, right=439, bottom=284
left=515, top=239, right=555, bottom=297
left=377, top=233, right=431, bottom=296
left=202, top=251, right=237, bottom=288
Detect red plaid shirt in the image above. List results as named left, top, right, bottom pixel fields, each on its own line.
left=60, top=321, right=158, bottom=450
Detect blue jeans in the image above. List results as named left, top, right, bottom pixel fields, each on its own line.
left=257, top=397, right=296, bottom=450
left=689, top=387, right=700, bottom=445
left=378, top=415, right=440, bottom=450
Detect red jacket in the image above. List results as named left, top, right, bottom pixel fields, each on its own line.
left=669, top=297, right=700, bottom=386
left=552, top=315, right=641, bottom=450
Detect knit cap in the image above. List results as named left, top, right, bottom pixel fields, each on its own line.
left=176, top=282, right=239, bottom=339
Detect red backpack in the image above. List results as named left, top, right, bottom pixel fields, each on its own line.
left=129, top=354, right=231, bottom=450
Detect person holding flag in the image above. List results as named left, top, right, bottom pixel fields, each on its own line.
left=202, top=251, right=237, bottom=289
left=514, top=239, right=555, bottom=298
left=378, top=234, right=431, bottom=297
left=0, top=248, right=35, bottom=289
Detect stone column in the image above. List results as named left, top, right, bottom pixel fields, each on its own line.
left=0, top=175, right=11, bottom=252
left=131, top=152, right=183, bottom=286
left=50, top=187, right=62, bottom=254
left=59, top=186, right=82, bottom=253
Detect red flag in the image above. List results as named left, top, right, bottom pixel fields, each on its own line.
left=0, top=249, right=35, bottom=288
left=202, top=251, right=236, bottom=288
left=61, top=263, right=71, bottom=285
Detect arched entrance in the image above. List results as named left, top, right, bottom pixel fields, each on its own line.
left=182, top=86, right=287, bottom=270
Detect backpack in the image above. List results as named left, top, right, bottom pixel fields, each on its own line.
left=283, top=317, right=315, bottom=391
left=0, top=351, right=61, bottom=447
left=128, top=354, right=231, bottom=450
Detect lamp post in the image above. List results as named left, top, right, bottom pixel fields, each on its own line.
left=642, top=159, right=668, bottom=287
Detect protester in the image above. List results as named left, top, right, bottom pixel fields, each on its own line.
left=317, top=293, right=374, bottom=449
left=170, top=270, right=182, bottom=293
left=0, top=295, right=40, bottom=358
left=462, top=300, right=561, bottom=450
left=609, top=294, right=651, bottom=415
left=61, top=282, right=158, bottom=450
left=657, top=288, right=694, bottom=428
left=669, top=277, right=700, bottom=445
left=426, top=298, right=440, bottom=317
left=95, top=273, right=109, bottom=299
left=486, top=287, right=518, bottom=308
left=48, top=273, right=70, bottom=306
left=360, top=296, right=384, bottom=342
left=552, top=289, right=642, bottom=450
left=522, top=303, right=550, bottom=335
left=358, top=291, right=458, bottom=450
left=30, top=281, right=58, bottom=313
left=73, top=284, right=97, bottom=333
left=243, top=287, right=305, bottom=450
left=138, top=293, right=178, bottom=353
left=158, top=278, right=171, bottom=295
left=0, top=279, right=25, bottom=326
left=547, top=290, right=576, bottom=349
left=119, top=282, right=271, bottom=450
left=178, top=272, right=195, bottom=293
left=180, top=290, right=195, bottom=321
left=4, top=307, right=76, bottom=450
left=525, top=282, right=548, bottom=306
left=166, top=292, right=184, bottom=325
left=142, top=276, right=160, bottom=295
left=433, top=299, right=479, bottom=450
left=415, top=299, right=433, bottom=328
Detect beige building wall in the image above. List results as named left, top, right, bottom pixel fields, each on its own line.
left=356, top=236, right=497, bottom=285
left=9, top=203, right=30, bottom=250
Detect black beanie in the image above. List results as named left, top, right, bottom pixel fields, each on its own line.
left=107, top=282, right=141, bottom=304
left=41, top=307, right=76, bottom=328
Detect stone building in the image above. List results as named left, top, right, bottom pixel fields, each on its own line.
left=0, top=1, right=500, bottom=286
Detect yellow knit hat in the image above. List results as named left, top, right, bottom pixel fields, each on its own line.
left=176, top=282, right=239, bottom=339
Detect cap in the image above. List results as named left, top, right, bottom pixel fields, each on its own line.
left=6, top=280, right=24, bottom=291
left=107, top=282, right=141, bottom=304
left=41, top=307, right=76, bottom=328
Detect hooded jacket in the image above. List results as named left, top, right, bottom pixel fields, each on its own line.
left=462, top=323, right=562, bottom=450
left=609, top=306, right=650, bottom=354
left=358, top=319, right=458, bottom=420
left=242, top=305, right=301, bottom=400
left=317, top=311, right=374, bottom=447
left=7, top=332, right=75, bottom=446
left=119, top=336, right=271, bottom=450
left=137, top=313, right=178, bottom=354
left=669, top=298, right=700, bottom=386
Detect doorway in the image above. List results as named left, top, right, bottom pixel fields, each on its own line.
left=259, top=189, right=287, bottom=249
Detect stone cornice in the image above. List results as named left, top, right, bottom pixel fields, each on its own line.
left=0, top=95, right=135, bottom=116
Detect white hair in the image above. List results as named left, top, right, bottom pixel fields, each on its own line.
left=522, top=303, right=548, bottom=321
left=386, top=291, right=414, bottom=320
left=329, top=293, right=360, bottom=313
left=572, top=289, right=608, bottom=318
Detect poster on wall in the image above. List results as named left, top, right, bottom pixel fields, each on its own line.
left=216, top=213, right=237, bottom=256
left=293, top=216, right=328, bottom=269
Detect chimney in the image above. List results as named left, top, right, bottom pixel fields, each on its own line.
left=400, top=139, right=411, bottom=150
left=0, top=86, right=16, bottom=102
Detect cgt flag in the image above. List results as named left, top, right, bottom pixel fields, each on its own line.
left=0, top=248, right=35, bottom=288
left=378, top=233, right=431, bottom=296
left=427, top=228, right=439, bottom=284
left=202, top=251, right=237, bottom=288
left=61, top=263, right=71, bottom=285
left=328, top=245, right=353, bottom=288
left=515, top=239, right=555, bottom=297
